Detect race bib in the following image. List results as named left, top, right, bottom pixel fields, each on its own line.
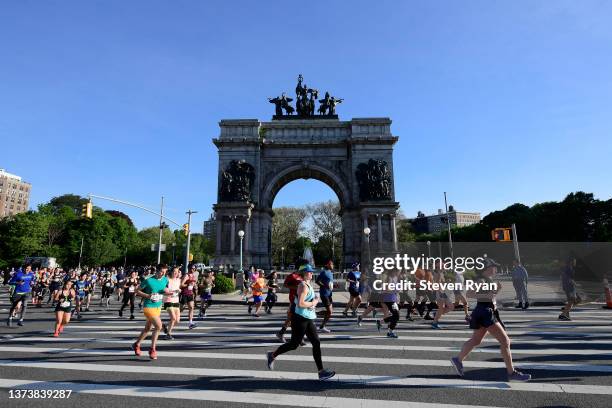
left=328, top=282, right=333, bottom=290
left=128, top=286, right=135, bottom=293
left=105, top=283, right=111, bottom=287
left=60, top=301, right=71, bottom=308
left=188, top=285, right=193, bottom=291
left=391, top=302, right=399, bottom=311
left=150, top=293, right=162, bottom=302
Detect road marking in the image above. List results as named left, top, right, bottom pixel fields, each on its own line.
left=0, top=345, right=610, bottom=373
left=3, top=335, right=610, bottom=356
left=59, top=325, right=612, bottom=345
left=0, top=377, right=504, bottom=408
left=0, top=360, right=611, bottom=395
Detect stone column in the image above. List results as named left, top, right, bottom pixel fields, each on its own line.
left=391, top=214, right=398, bottom=251
left=230, top=216, right=236, bottom=253
left=377, top=213, right=383, bottom=251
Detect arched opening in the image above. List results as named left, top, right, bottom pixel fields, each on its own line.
left=271, top=178, right=343, bottom=269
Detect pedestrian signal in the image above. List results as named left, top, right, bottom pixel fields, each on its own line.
left=491, top=228, right=511, bottom=242
left=81, top=202, right=93, bottom=219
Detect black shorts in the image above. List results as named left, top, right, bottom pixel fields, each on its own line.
left=164, top=302, right=180, bottom=309
left=348, top=288, right=360, bottom=297
left=180, top=295, right=194, bottom=304
left=469, top=304, right=497, bottom=330
left=320, top=294, right=333, bottom=307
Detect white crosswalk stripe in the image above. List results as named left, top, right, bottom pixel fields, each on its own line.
left=0, top=297, right=611, bottom=407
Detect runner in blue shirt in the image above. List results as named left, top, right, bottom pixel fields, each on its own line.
left=315, top=260, right=335, bottom=333
left=342, top=262, right=362, bottom=317
left=6, top=264, right=36, bottom=327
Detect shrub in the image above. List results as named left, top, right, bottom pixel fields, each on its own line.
left=212, top=274, right=236, bottom=294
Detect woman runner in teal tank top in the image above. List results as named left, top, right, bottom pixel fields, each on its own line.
left=266, top=264, right=335, bottom=381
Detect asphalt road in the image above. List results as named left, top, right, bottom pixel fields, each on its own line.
left=0, top=287, right=611, bottom=408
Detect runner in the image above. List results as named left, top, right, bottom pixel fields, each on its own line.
left=6, top=264, right=35, bottom=327
left=198, top=271, right=215, bottom=318
left=99, top=272, right=114, bottom=308
left=414, top=268, right=436, bottom=320
left=266, top=264, right=336, bottom=381
left=357, top=278, right=384, bottom=328
left=450, top=258, right=531, bottom=382
left=453, top=270, right=470, bottom=324
left=275, top=260, right=306, bottom=344
left=264, top=270, right=278, bottom=314
left=431, top=261, right=454, bottom=330
left=246, top=267, right=260, bottom=315
left=116, top=268, right=126, bottom=301
left=342, top=262, right=361, bottom=317
left=381, top=269, right=400, bottom=338
left=316, top=260, right=334, bottom=332
left=180, top=264, right=198, bottom=329
left=33, top=268, right=49, bottom=308
left=250, top=269, right=266, bottom=317
left=73, top=273, right=91, bottom=319
left=48, top=269, right=63, bottom=306
left=559, top=255, right=578, bottom=321
left=132, top=264, right=171, bottom=360
left=119, top=270, right=140, bottom=319
left=52, top=280, right=77, bottom=337
left=398, top=269, right=416, bottom=321
left=162, top=267, right=182, bottom=339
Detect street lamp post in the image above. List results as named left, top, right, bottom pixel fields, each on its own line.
left=172, top=243, right=176, bottom=266
left=281, top=246, right=285, bottom=271
left=363, top=227, right=371, bottom=271
left=238, top=230, right=245, bottom=272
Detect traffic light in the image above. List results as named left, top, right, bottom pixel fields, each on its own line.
left=491, top=228, right=511, bottom=242
left=81, top=202, right=93, bottom=219
left=182, top=223, right=190, bottom=236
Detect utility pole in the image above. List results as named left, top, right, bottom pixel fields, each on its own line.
left=444, top=192, right=454, bottom=261
left=78, top=237, right=84, bottom=270
left=184, top=209, right=198, bottom=273
left=157, top=196, right=164, bottom=264
left=512, top=223, right=521, bottom=264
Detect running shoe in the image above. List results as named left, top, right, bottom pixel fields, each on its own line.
left=119, top=310, right=123, bottom=317
left=464, top=315, right=471, bottom=324
left=376, top=319, right=382, bottom=332
left=6, top=317, right=12, bottom=327
left=149, top=348, right=157, bottom=360
left=130, top=315, right=135, bottom=320
left=351, top=310, right=357, bottom=317
left=406, top=315, right=414, bottom=321
left=300, top=340, right=307, bottom=346
left=423, top=314, right=434, bottom=320
left=189, top=323, right=197, bottom=329
left=515, top=303, right=523, bottom=309
left=507, top=370, right=531, bottom=382
left=523, top=302, right=529, bottom=310
left=276, top=331, right=285, bottom=343
left=450, top=357, right=464, bottom=377
left=252, top=314, right=260, bottom=318
left=558, top=314, right=571, bottom=321
left=165, top=334, right=174, bottom=340
left=266, top=351, right=275, bottom=370
left=131, top=342, right=141, bottom=356
left=319, top=327, right=331, bottom=333
left=386, top=331, right=398, bottom=338
left=342, top=311, right=348, bottom=317
left=197, top=312, right=203, bottom=319
left=248, top=305, right=252, bottom=315
left=431, top=322, right=442, bottom=330
left=357, top=316, right=363, bottom=327
left=266, top=309, right=272, bottom=314
left=318, top=369, right=336, bottom=381
left=162, top=323, right=168, bottom=335
left=17, top=320, right=24, bottom=327
left=53, top=331, right=59, bottom=338
left=202, top=311, right=207, bottom=317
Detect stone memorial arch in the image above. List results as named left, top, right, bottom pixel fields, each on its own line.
left=212, top=76, right=399, bottom=270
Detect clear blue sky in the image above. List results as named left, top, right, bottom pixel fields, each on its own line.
left=2, top=1, right=611, bottom=230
